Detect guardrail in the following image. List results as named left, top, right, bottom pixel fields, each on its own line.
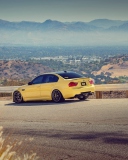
left=95, top=83, right=128, bottom=91
left=0, top=86, right=20, bottom=93
left=0, top=83, right=128, bottom=98
left=95, top=84, right=128, bottom=99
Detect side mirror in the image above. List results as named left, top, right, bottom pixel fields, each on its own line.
left=28, top=82, right=32, bottom=85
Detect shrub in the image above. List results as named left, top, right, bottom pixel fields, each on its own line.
left=0, top=126, right=39, bottom=160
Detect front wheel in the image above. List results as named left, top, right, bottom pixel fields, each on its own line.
left=52, top=89, right=64, bottom=103
left=13, top=91, right=23, bottom=103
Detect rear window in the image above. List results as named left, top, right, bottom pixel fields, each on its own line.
left=57, top=72, right=83, bottom=79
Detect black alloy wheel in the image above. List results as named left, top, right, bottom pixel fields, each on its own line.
left=78, top=94, right=87, bottom=100
left=13, top=91, right=23, bottom=103
left=52, top=89, right=64, bottom=103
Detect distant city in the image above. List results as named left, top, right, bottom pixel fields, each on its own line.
left=31, top=55, right=101, bottom=65
left=0, top=45, right=128, bottom=60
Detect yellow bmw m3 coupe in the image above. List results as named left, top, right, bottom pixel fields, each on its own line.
left=13, top=71, right=95, bottom=103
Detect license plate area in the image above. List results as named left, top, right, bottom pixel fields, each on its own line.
left=81, top=82, right=86, bottom=86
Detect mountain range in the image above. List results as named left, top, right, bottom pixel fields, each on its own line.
left=0, top=19, right=128, bottom=46
left=0, top=19, right=128, bottom=32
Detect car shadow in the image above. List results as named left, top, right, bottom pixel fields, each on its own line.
left=5, top=99, right=89, bottom=106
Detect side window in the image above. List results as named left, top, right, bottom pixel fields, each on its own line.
left=52, top=75, right=59, bottom=82
left=32, top=75, right=44, bottom=84
left=45, top=75, right=59, bottom=83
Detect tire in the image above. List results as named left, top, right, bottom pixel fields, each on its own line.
left=78, top=94, right=87, bottom=101
left=13, top=91, right=23, bottom=103
left=52, top=89, right=64, bottom=103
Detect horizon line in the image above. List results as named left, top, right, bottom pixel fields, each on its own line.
left=0, top=18, right=128, bottom=23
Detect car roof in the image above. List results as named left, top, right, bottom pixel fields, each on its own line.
left=55, top=71, right=76, bottom=74
left=33, top=71, right=83, bottom=80
left=42, top=71, right=75, bottom=75
left=37, top=71, right=81, bottom=77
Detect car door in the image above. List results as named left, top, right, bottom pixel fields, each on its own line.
left=40, top=74, right=59, bottom=99
left=23, top=75, right=44, bottom=100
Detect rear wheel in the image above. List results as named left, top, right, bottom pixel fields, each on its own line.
left=78, top=94, right=87, bottom=101
left=52, top=89, right=64, bottom=103
left=13, top=91, right=23, bottom=103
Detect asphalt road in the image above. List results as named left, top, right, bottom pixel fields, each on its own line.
left=0, top=99, right=128, bottom=160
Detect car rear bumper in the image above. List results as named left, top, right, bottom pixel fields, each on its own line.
left=62, top=85, right=95, bottom=99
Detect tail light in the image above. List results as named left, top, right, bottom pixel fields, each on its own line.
left=68, top=82, right=78, bottom=87
left=89, top=79, right=95, bottom=84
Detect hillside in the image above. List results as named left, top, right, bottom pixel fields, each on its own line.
left=0, top=60, right=53, bottom=80
left=92, top=55, right=128, bottom=78
left=0, top=55, right=128, bottom=85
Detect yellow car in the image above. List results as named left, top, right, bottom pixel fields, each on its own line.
left=13, top=71, right=95, bottom=103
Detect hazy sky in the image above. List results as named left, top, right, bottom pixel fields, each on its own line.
left=0, top=0, right=128, bottom=22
